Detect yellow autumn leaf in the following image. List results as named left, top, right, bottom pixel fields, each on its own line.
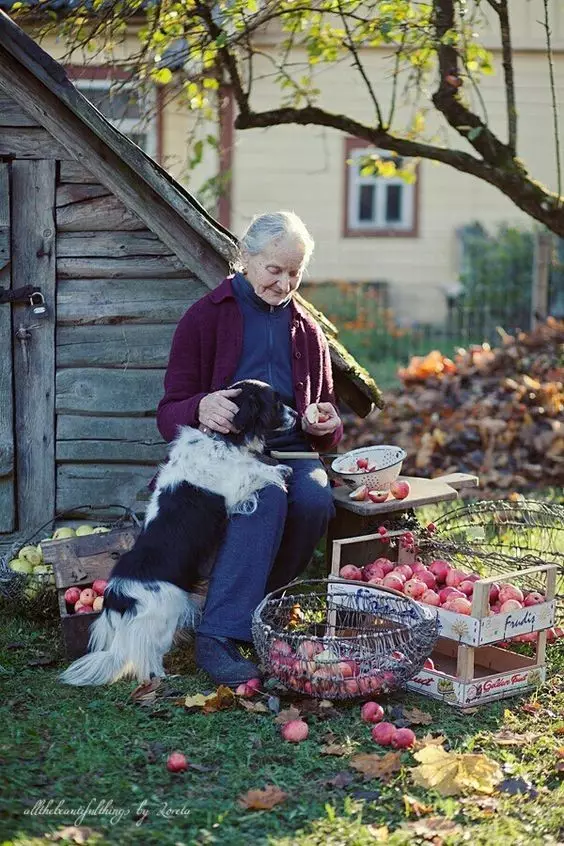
left=184, top=693, right=210, bottom=708
left=238, top=785, right=289, bottom=810
left=411, top=744, right=503, bottom=796
left=455, top=754, right=503, bottom=794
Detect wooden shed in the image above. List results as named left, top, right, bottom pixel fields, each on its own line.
left=0, top=11, right=381, bottom=542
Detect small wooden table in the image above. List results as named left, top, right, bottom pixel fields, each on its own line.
left=326, top=472, right=479, bottom=569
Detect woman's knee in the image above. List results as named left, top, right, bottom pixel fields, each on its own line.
left=289, top=467, right=334, bottom=520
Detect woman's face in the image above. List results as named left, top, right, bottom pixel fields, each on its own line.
left=243, top=237, right=306, bottom=306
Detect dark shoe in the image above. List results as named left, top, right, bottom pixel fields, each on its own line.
left=195, top=634, right=261, bottom=687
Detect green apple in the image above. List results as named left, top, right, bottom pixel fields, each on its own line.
left=52, top=527, right=76, bottom=540
left=18, top=545, right=43, bottom=567
left=9, top=558, right=33, bottom=575
left=75, top=525, right=95, bottom=536
left=92, top=526, right=111, bottom=534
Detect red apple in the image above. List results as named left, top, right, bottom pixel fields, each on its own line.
left=339, top=564, right=363, bottom=581
left=439, top=586, right=463, bottom=604
left=421, top=589, right=440, bottom=606
left=500, top=599, right=523, bottom=612
left=424, top=658, right=435, bottom=670
left=92, top=579, right=108, bottom=596
left=390, top=479, right=410, bottom=500
left=524, top=592, right=545, bottom=607
left=489, top=583, right=500, bottom=603
left=374, top=558, right=394, bottom=575
left=391, top=727, right=416, bottom=749
left=404, top=579, right=426, bottom=599
left=362, top=562, right=385, bottom=581
left=394, top=564, right=413, bottom=581
left=76, top=605, right=92, bottom=614
left=356, top=457, right=369, bottom=470
left=449, top=596, right=472, bottom=615
left=281, top=720, right=309, bottom=742
left=74, top=600, right=85, bottom=612
left=371, top=722, right=397, bottom=746
left=79, top=588, right=96, bottom=607
left=166, top=752, right=188, bottom=772
left=429, top=560, right=450, bottom=583
left=349, top=485, right=368, bottom=502
left=458, top=580, right=475, bottom=596
left=296, top=639, right=323, bottom=660
left=418, top=570, right=437, bottom=590
left=64, top=587, right=81, bottom=606
left=499, top=584, right=524, bottom=604
left=382, top=574, right=404, bottom=592
left=361, top=701, right=385, bottom=724
left=368, top=490, right=389, bottom=503
left=445, top=569, right=468, bottom=588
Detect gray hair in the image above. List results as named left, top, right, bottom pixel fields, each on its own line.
left=237, top=211, right=315, bottom=270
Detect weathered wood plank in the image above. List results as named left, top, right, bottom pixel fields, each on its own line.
left=0, top=162, right=14, bottom=532
left=56, top=324, right=175, bottom=368
left=0, top=44, right=232, bottom=287
left=0, top=91, right=39, bottom=126
left=0, top=226, right=9, bottom=272
left=56, top=368, right=164, bottom=414
left=12, top=159, right=56, bottom=532
left=59, top=160, right=98, bottom=183
left=57, top=255, right=188, bottom=279
left=57, top=415, right=167, bottom=463
left=56, top=195, right=146, bottom=231
left=0, top=127, right=70, bottom=159
left=56, top=183, right=111, bottom=207
left=57, top=231, right=176, bottom=258
left=56, top=278, right=204, bottom=325
left=56, top=464, right=153, bottom=517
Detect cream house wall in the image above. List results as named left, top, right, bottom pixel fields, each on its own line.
left=230, top=43, right=564, bottom=324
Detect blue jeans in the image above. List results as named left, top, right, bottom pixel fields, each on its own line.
left=196, top=459, right=335, bottom=642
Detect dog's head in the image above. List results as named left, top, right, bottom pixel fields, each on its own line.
left=227, top=380, right=292, bottom=447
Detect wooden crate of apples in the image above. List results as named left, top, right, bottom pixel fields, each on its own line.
left=40, top=524, right=140, bottom=659
left=331, top=527, right=560, bottom=710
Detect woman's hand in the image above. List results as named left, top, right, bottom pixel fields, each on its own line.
left=198, top=389, right=242, bottom=434
left=301, top=402, right=341, bottom=436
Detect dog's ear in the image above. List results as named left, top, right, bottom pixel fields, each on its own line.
left=231, top=388, right=261, bottom=434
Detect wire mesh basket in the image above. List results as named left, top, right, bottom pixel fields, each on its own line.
left=251, top=578, right=439, bottom=700
left=432, top=500, right=563, bottom=623
left=0, top=505, right=141, bottom=619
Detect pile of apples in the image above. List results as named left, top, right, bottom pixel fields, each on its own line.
left=8, top=545, right=55, bottom=600
left=64, top=579, right=108, bottom=614
left=268, top=637, right=397, bottom=698
left=339, top=551, right=547, bottom=618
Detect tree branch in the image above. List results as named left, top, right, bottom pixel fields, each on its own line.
left=235, top=103, right=564, bottom=236
left=337, top=0, right=383, bottom=127
left=493, top=0, right=517, bottom=153
left=542, top=0, right=562, bottom=206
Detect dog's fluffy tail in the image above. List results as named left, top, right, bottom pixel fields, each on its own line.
left=59, top=580, right=200, bottom=686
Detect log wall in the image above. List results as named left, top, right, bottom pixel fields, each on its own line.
left=0, top=92, right=210, bottom=527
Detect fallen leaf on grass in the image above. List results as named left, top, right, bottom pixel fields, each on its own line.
left=47, top=826, right=99, bottom=843
left=130, top=677, right=162, bottom=704
left=274, top=707, right=301, bottom=725
left=497, top=776, right=538, bottom=797
left=402, top=817, right=461, bottom=841
left=402, top=707, right=433, bottom=726
left=414, top=734, right=447, bottom=751
left=238, top=785, right=289, bottom=810
left=460, top=795, right=500, bottom=813
left=490, top=729, right=539, bottom=746
left=365, top=825, right=389, bottom=841
left=410, top=744, right=502, bottom=796
left=403, top=794, right=433, bottom=817
left=350, top=752, right=402, bottom=783
left=323, top=771, right=355, bottom=789
left=299, top=698, right=339, bottom=719
left=184, top=686, right=235, bottom=713
left=521, top=702, right=542, bottom=716
left=27, top=653, right=57, bottom=667
left=320, top=743, right=352, bottom=757
left=238, top=699, right=270, bottom=714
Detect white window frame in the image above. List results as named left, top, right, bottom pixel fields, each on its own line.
left=347, top=147, right=415, bottom=233
left=74, top=78, right=158, bottom=159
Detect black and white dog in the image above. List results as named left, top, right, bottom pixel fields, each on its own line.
left=59, top=380, right=292, bottom=686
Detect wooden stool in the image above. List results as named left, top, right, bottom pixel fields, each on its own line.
left=326, top=473, right=478, bottom=571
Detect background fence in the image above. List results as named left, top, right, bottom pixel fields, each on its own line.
left=302, top=224, right=564, bottom=390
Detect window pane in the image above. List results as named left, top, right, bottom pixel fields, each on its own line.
left=358, top=184, right=375, bottom=222
left=386, top=184, right=402, bottom=223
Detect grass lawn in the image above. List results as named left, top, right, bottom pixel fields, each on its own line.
left=1, top=507, right=563, bottom=846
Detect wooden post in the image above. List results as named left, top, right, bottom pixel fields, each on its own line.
left=531, top=231, right=552, bottom=328
left=0, top=162, right=15, bottom=532
left=12, top=160, right=56, bottom=533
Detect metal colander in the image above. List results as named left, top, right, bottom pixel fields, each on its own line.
left=251, top=578, right=439, bottom=699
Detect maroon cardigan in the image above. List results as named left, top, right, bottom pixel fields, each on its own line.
left=156, top=277, right=343, bottom=452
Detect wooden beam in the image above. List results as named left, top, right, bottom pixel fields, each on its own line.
left=0, top=44, right=232, bottom=288
left=56, top=368, right=164, bottom=414
left=12, top=159, right=56, bottom=532
left=57, top=415, right=167, bottom=463
left=0, top=162, right=15, bottom=532
left=0, top=127, right=70, bottom=158
left=56, top=230, right=175, bottom=258
left=56, top=324, right=175, bottom=368
left=0, top=90, right=39, bottom=125
left=57, top=255, right=189, bottom=279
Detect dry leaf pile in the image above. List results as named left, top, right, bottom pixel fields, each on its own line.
left=340, top=318, right=564, bottom=492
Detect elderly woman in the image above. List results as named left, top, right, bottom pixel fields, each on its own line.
left=156, top=211, right=343, bottom=686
